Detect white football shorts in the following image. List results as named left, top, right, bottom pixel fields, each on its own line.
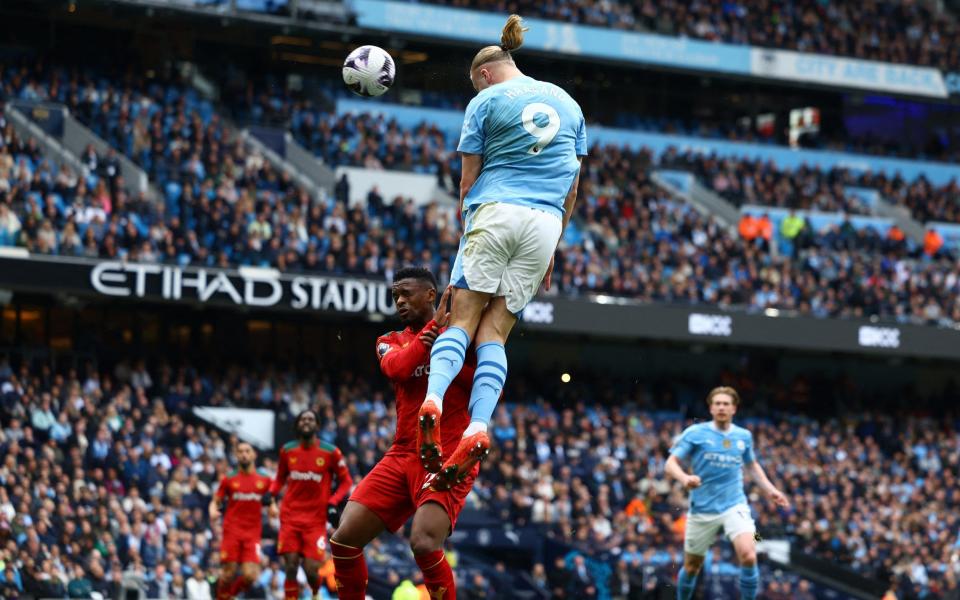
left=450, top=202, right=562, bottom=315
left=683, top=503, right=756, bottom=556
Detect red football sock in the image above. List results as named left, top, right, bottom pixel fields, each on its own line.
left=283, top=579, right=300, bottom=600
left=216, top=577, right=234, bottom=600
left=331, top=540, right=368, bottom=600
left=229, top=575, right=253, bottom=598
left=415, top=550, right=456, bottom=600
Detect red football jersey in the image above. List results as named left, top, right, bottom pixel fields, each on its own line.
left=216, top=469, right=270, bottom=537
left=270, top=440, right=353, bottom=526
left=375, top=320, right=474, bottom=454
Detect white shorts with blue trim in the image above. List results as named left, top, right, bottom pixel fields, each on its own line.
left=451, top=202, right=562, bottom=315
left=683, top=503, right=756, bottom=556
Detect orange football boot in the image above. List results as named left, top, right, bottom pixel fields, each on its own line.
left=431, top=431, right=490, bottom=491
left=418, top=399, right=443, bottom=473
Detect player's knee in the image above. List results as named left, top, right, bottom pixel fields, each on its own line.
left=738, top=549, right=757, bottom=567
left=684, top=556, right=704, bottom=574
left=409, top=530, right=442, bottom=556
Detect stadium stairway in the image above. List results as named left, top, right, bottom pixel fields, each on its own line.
left=239, top=126, right=328, bottom=203
left=4, top=103, right=89, bottom=185
left=868, top=188, right=927, bottom=243
left=8, top=99, right=159, bottom=202
left=652, top=169, right=740, bottom=231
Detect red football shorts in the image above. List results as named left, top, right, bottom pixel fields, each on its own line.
left=277, top=523, right=328, bottom=561
left=220, top=534, right=261, bottom=564
left=350, top=449, right=477, bottom=533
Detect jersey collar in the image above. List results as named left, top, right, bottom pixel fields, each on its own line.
left=709, top=421, right=734, bottom=434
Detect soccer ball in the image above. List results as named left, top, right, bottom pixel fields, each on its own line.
left=342, top=45, right=395, bottom=98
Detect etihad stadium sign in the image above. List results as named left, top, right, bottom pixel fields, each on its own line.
left=89, top=261, right=396, bottom=314
left=2, top=252, right=960, bottom=359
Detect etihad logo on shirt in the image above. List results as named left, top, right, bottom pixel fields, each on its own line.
left=290, top=470, right=324, bottom=482
left=231, top=492, right=263, bottom=502
left=703, top=452, right=742, bottom=468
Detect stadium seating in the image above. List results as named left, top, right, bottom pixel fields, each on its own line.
left=4, top=92, right=960, bottom=325
left=2, top=357, right=958, bottom=598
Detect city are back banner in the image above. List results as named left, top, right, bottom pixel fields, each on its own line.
left=349, top=0, right=948, bottom=98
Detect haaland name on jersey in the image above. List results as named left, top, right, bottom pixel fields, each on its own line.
left=458, top=75, right=587, bottom=219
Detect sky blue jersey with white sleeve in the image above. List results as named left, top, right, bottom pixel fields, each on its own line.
left=457, top=75, right=587, bottom=219
left=669, top=422, right=756, bottom=515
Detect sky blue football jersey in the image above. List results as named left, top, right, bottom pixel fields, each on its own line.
left=457, top=75, right=587, bottom=219
left=670, top=422, right=757, bottom=514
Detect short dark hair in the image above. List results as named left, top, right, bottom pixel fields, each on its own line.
left=296, top=410, right=318, bottom=426
left=393, top=266, right=437, bottom=291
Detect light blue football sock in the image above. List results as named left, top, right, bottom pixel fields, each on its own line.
left=425, top=326, right=470, bottom=408
left=677, top=567, right=698, bottom=600
left=739, top=565, right=759, bottom=600
left=467, top=342, right=507, bottom=426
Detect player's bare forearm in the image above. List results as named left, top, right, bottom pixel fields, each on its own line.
left=329, top=468, right=354, bottom=506
left=749, top=462, right=778, bottom=494
left=561, top=161, right=582, bottom=233
left=208, top=498, right=221, bottom=521
left=749, top=462, right=789, bottom=508
left=269, top=458, right=288, bottom=495
left=459, top=153, right=482, bottom=211
left=664, top=455, right=689, bottom=481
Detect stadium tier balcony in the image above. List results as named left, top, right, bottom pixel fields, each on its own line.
left=394, top=0, right=960, bottom=71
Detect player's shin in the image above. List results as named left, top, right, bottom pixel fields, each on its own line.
left=676, top=567, right=698, bottom=600
left=331, top=540, right=368, bottom=600
left=415, top=550, right=455, bottom=600
left=465, top=342, right=508, bottom=434
left=425, top=326, right=471, bottom=411
left=739, top=564, right=759, bottom=600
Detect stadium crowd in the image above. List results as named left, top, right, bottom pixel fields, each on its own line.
left=1, top=355, right=959, bottom=599
left=4, top=105, right=960, bottom=326
left=405, top=0, right=960, bottom=71
left=668, top=149, right=960, bottom=224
